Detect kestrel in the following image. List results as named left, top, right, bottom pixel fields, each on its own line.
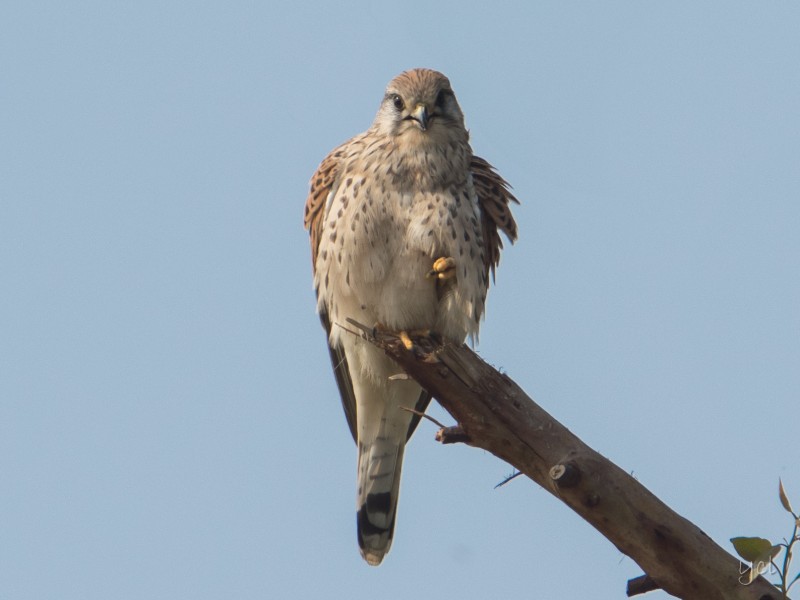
left=304, top=68, right=518, bottom=566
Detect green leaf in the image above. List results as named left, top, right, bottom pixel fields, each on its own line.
left=779, top=478, right=794, bottom=514
left=731, top=536, right=774, bottom=562
left=732, top=538, right=782, bottom=585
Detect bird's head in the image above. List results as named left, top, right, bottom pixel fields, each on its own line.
left=372, top=68, right=467, bottom=143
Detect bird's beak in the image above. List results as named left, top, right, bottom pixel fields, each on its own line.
left=410, top=104, right=429, bottom=131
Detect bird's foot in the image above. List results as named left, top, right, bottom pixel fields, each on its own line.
left=398, top=330, right=414, bottom=350
left=370, top=323, right=433, bottom=352
left=426, top=256, right=456, bottom=281
left=398, top=328, right=431, bottom=351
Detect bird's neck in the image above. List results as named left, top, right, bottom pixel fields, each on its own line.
left=377, top=134, right=471, bottom=191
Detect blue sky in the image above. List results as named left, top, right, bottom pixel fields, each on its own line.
left=2, top=2, right=798, bottom=598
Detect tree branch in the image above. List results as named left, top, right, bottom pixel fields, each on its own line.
left=356, top=323, right=782, bottom=600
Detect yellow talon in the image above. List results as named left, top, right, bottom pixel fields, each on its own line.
left=397, top=328, right=432, bottom=351
left=399, top=331, right=414, bottom=350
left=426, top=256, right=457, bottom=280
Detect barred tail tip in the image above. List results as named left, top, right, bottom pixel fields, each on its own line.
left=356, top=499, right=395, bottom=566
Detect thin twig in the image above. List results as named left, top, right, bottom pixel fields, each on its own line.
left=399, top=406, right=447, bottom=429
left=336, top=320, right=364, bottom=340
left=494, top=471, right=523, bottom=489
left=342, top=317, right=374, bottom=338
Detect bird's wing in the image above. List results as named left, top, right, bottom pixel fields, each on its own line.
left=304, top=144, right=432, bottom=443
left=304, top=144, right=345, bottom=276
left=470, top=155, right=519, bottom=282
left=317, top=309, right=359, bottom=440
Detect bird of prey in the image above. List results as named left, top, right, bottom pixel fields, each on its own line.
left=304, top=68, right=518, bottom=566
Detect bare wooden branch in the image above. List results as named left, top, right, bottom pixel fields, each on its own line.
left=627, top=574, right=661, bottom=597
left=359, top=325, right=781, bottom=600
left=434, top=424, right=469, bottom=444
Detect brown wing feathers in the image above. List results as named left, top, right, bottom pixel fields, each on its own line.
left=470, top=155, right=519, bottom=281
left=304, top=146, right=345, bottom=274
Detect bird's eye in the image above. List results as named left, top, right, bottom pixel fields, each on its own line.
left=391, top=94, right=404, bottom=111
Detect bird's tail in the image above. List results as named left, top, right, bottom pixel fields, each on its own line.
left=356, top=437, right=406, bottom=566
